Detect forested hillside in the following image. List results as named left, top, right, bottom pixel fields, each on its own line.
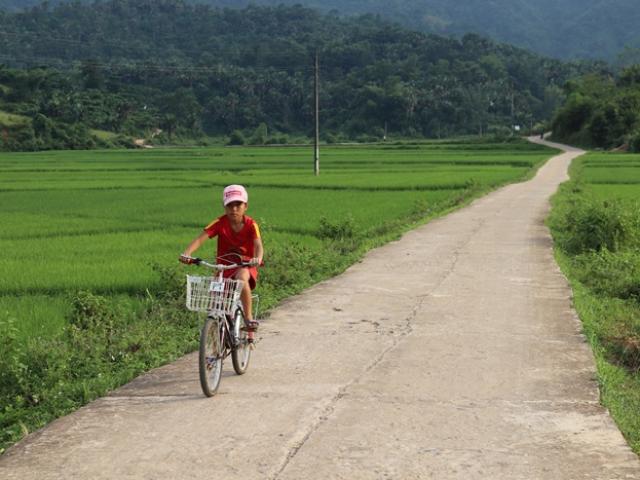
left=0, top=1, right=591, bottom=150
left=551, top=66, right=640, bottom=150
left=2, top=0, right=639, bottom=60
left=204, top=0, right=640, bottom=61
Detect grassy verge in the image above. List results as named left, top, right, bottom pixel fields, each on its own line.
left=548, top=161, right=640, bottom=454
left=567, top=280, right=640, bottom=452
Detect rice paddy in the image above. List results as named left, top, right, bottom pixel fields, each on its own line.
left=0, top=142, right=554, bottom=343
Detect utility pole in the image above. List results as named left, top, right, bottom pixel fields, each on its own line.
left=510, top=86, right=515, bottom=135
left=314, top=51, right=320, bottom=176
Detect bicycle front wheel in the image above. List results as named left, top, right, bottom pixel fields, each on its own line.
left=199, top=317, right=223, bottom=397
left=231, top=308, right=251, bottom=375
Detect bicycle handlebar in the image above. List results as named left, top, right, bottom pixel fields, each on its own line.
left=179, top=255, right=260, bottom=270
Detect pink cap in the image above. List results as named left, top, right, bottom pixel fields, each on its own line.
left=222, top=184, right=248, bottom=205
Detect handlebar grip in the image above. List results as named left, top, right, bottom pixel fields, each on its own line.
left=179, top=255, right=202, bottom=265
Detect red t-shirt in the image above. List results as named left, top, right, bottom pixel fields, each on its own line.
left=204, top=214, right=261, bottom=287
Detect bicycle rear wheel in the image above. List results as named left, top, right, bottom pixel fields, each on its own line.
left=231, top=308, right=251, bottom=375
left=199, top=316, right=223, bottom=397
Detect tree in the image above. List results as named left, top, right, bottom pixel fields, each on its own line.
left=0, top=2, right=593, bottom=150
left=552, top=93, right=594, bottom=137
left=227, top=130, right=246, bottom=145
left=249, top=123, right=268, bottom=145
left=80, top=60, right=104, bottom=89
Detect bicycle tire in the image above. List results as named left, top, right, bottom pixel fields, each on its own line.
left=199, top=316, right=223, bottom=397
left=231, top=308, right=251, bottom=375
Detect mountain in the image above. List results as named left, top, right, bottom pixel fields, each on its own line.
left=1, top=0, right=637, bottom=61
left=0, top=1, right=592, bottom=151
left=198, top=0, right=640, bottom=61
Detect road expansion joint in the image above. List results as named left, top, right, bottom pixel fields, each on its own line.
left=333, top=393, right=602, bottom=410
left=412, top=329, right=586, bottom=340
left=269, top=290, right=426, bottom=479
left=101, top=394, right=204, bottom=405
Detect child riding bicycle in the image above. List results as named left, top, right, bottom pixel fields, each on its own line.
left=180, top=184, right=264, bottom=342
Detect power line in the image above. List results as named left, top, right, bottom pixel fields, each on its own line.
left=0, top=53, right=314, bottom=76
left=0, top=27, right=319, bottom=68
left=0, top=23, right=404, bottom=70
left=0, top=25, right=407, bottom=82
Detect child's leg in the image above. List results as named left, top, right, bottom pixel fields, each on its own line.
left=234, top=267, right=253, bottom=320
left=233, top=268, right=257, bottom=342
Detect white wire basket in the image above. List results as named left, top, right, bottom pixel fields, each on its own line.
left=186, top=275, right=244, bottom=315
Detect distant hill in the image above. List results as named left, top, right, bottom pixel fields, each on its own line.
left=1, top=0, right=639, bottom=60
left=0, top=1, right=592, bottom=151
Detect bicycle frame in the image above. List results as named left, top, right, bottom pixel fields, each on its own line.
left=209, top=309, right=242, bottom=356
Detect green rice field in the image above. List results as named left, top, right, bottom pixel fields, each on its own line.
left=579, top=152, right=640, bottom=201
left=0, top=142, right=554, bottom=342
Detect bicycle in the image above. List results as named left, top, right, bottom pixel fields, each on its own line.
left=183, top=257, right=260, bottom=397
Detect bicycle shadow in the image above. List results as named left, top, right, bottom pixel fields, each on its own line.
left=106, top=352, right=211, bottom=402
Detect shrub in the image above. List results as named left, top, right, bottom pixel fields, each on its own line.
left=411, top=198, right=430, bottom=217
left=574, top=250, right=640, bottom=300
left=487, top=125, right=513, bottom=140
left=317, top=215, right=356, bottom=241
left=552, top=93, right=594, bottom=137
left=316, top=216, right=362, bottom=256
left=599, top=301, right=640, bottom=373
left=109, top=134, right=135, bottom=148
left=355, top=133, right=378, bottom=143
left=0, top=123, right=37, bottom=151
left=323, top=132, right=342, bottom=144
left=227, top=130, right=246, bottom=146
left=588, top=103, right=626, bottom=148
left=0, top=279, right=201, bottom=453
left=0, top=312, right=72, bottom=452
left=248, top=123, right=268, bottom=145
left=0, top=314, right=22, bottom=402
left=258, top=242, right=326, bottom=302
left=629, top=131, right=640, bottom=153
left=550, top=196, right=639, bottom=255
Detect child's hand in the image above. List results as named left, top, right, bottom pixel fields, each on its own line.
left=249, top=257, right=262, bottom=267
left=179, top=254, right=199, bottom=265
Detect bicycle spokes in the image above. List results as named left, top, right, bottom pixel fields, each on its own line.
left=199, top=317, right=224, bottom=396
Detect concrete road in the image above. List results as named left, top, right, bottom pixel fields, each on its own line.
left=2, top=139, right=640, bottom=479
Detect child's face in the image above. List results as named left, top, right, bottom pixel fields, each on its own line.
left=224, top=201, right=247, bottom=221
